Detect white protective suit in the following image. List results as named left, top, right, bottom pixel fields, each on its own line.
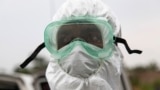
left=45, top=0, right=123, bottom=90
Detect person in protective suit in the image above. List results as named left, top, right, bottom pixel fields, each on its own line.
left=20, top=0, right=142, bottom=90
left=44, top=0, right=142, bottom=90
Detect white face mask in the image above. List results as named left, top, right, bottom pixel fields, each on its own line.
left=58, top=45, right=102, bottom=78
left=57, top=41, right=123, bottom=77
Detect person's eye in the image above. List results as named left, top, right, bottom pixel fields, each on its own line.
left=63, top=37, right=71, bottom=44
left=92, top=36, right=98, bottom=41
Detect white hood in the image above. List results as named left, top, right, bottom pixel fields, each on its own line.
left=51, top=0, right=121, bottom=37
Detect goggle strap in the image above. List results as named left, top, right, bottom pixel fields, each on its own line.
left=114, top=36, right=142, bottom=54
left=20, top=42, right=45, bottom=68
left=20, top=37, right=142, bottom=68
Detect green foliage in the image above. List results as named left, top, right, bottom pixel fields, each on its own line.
left=130, top=78, right=160, bottom=90
left=140, top=83, right=153, bottom=90
left=14, top=68, right=31, bottom=74
left=128, top=61, right=160, bottom=90
left=131, top=62, right=159, bottom=72
left=154, top=80, right=160, bottom=90
left=129, top=75, right=140, bottom=86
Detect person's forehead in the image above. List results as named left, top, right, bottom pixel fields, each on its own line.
left=58, top=24, right=100, bottom=31
left=57, top=24, right=101, bottom=37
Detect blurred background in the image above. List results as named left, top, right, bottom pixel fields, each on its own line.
left=0, top=0, right=160, bottom=90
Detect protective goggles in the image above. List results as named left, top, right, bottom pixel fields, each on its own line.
left=20, top=17, right=142, bottom=68
left=44, top=17, right=114, bottom=54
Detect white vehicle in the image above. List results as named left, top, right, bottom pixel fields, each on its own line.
left=0, top=73, right=31, bottom=90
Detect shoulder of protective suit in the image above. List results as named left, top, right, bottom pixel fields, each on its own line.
left=51, top=0, right=121, bottom=37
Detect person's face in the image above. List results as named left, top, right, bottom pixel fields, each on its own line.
left=57, top=24, right=103, bottom=49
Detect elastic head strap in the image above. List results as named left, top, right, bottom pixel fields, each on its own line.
left=20, top=43, right=45, bottom=68
left=20, top=37, right=142, bottom=68
left=114, top=36, right=142, bottom=54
